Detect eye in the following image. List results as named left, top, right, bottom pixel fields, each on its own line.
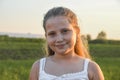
left=48, top=32, right=56, bottom=36
left=62, top=29, right=69, bottom=33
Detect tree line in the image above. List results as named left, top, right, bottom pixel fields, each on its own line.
left=82, top=31, right=120, bottom=44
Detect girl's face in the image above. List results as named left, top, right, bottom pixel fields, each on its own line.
left=45, top=16, right=77, bottom=55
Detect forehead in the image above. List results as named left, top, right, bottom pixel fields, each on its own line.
left=46, top=16, right=69, bottom=26
left=45, top=16, right=73, bottom=31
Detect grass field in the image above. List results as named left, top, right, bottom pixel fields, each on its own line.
left=96, top=58, right=120, bottom=80
left=89, top=44, right=120, bottom=80
left=0, top=37, right=120, bottom=80
left=0, top=60, right=34, bottom=80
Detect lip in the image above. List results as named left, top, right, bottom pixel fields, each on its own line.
left=55, top=44, right=65, bottom=48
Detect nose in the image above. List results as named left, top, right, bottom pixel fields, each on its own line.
left=56, top=34, right=63, bottom=43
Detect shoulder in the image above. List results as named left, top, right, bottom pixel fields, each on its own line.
left=88, top=60, right=104, bottom=80
left=29, top=60, right=40, bottom=80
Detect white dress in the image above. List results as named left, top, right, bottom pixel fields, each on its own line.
left=39, top=58, right=90, bottom=80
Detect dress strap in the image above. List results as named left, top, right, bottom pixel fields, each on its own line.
left=83, top=59, right=90, bottom=72
left=39, top=58, right=46, bottom=73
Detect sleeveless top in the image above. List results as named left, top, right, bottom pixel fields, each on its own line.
left=39, top=58, right=90, bottom=80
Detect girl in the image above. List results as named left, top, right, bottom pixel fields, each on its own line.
left=29, top=7, right=104, bottom=80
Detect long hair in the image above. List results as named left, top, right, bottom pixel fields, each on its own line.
left=43, top=7, right=91, bottom=59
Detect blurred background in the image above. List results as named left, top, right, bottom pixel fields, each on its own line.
left=0, top=0, right=120, bottom=80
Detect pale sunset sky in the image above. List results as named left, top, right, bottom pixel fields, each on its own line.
left=0, top=0, right=120, bottom=40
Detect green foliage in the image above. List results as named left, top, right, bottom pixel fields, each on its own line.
left=96, top=31, right=107, bottom=40
left=90, top=43, right=120, bottom=58
left=86, top=34, right=91, bottom=41
left=89, top=43, right=120, bottom=80
left=89, top=39, right=120, bottom=44
left=0, top=36, right=45, bottom=42
left=0, top=37, right=46, bottom=60
left=0, top=60, right=35, bottom=80
left=95, top=58, right=120, bottom=80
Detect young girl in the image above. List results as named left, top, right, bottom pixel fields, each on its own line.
left=29, top=7, right=104, bottom=80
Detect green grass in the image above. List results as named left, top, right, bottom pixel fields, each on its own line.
left=95, top=58, right=120, bottom=80
left=89, top=44, right=120, bottom=80
left=0, top=59, right=35, bottom=80
left=0, top=39, right=46, bottom=60
left=89, top=44, right=120, bottom=58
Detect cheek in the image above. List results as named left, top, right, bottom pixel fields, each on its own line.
left=64, top=34, right=76, bottom=47
left=71, top=36, right=77, bottom=45
left=67, top=32, right=76, bottom=41
left=46, top=37, right=55, bottom=45
left=70, top=33, right=77, bottom=45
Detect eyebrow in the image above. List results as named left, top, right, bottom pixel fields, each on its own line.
left=47, top=30, right=56, bottom=34
left=61, top=27, right=72, bottom=30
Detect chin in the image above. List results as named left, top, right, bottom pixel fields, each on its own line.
left=55, top=50, right=69, bottom=55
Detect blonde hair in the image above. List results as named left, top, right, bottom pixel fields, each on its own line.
left=43, top=7, right=91, bottom=59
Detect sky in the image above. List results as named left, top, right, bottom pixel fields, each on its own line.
left=0, top=0, right=120, bottom=40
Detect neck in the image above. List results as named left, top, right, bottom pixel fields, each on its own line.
left=51, top=52, right=79, bottom=62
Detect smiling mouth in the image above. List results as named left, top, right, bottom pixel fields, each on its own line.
left=56, top=44, right=65, bottom=48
